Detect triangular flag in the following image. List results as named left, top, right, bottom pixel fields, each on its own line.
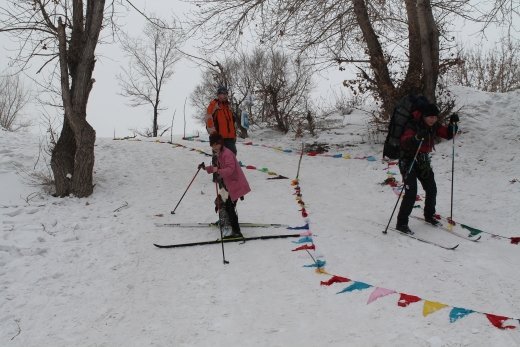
left=367, top=287, right=396, bottom=304
left=510, top=237, right=520, bottom=245
left=299, top=230, right=313, bottom=236
left=486, top=314, right=516, bottom=330
left=303, top=259, right=326, bottom=268
left=460, top=224, right=484, bottom=237
left=423, top=300, right=448, bottom=317
left=292, top=244, right=315, bottom=251
left=292, top=236, right=313, bottom=244
left=449, top=307, right=475, bottom=323
left=397, top=293, right=422, bottom=307
left=337, top=281, right=372, bottom=294
left=320, top=275, right=350, bottom=286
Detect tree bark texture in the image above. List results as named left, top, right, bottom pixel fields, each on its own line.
left=51, top=0, right=105, bottom=197
left=352, top=0, right=397, bottom=118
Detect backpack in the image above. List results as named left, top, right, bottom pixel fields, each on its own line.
left=383, top=94, right=429, bottom=160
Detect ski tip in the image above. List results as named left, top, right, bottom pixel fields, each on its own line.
left=451, top=244, right=460, bottom=250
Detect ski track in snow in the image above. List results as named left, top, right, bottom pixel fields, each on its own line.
left=1, top=86, right=520, bottom=346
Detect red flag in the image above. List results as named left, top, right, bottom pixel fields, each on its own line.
left=320, top=275, right=350, bottom=286
left=292, top=244, right=315, bottom=251
left=510, top=237, right=520, bottom=245
left=398, top=293, right=422, bottom=307
left=485, top=314, right=516, bottom=330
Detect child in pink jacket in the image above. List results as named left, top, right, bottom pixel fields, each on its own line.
left=200, top=134, right=250, bottom=237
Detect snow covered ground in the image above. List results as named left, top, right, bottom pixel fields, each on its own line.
left=1, top=86, right=519, bottom=346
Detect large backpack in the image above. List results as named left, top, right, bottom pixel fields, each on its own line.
left=383, top=94, right=429, bottom=159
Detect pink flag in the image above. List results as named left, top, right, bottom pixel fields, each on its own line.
left=367, top=287, right=396, bottom=304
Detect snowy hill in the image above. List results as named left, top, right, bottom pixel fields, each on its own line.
left=1, top=87, right=519, bottom=346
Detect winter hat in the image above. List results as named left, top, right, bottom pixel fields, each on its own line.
left=217, top=85, right=228, bottom=94
left=422, top=103, right=440, bottom=117
left=209, top=133, right=223, bottom=146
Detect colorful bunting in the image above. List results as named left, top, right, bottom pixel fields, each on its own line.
left=337, top=281, right=372, bottom=294
left=367, top=287, right=396, bottom=304
left=449, top=307, right=474, bottom=323
left=320, top=275, right=350, bottom=286
left=423, top=300, right=448, bottom=317
left=292, top=244, right=315, bottom=251
left=292, top=236, right=313, bottom=244
left=486, top=314, right=517, bottom=330
left=304, top=259, right=326, bottom=268
left=460, top=224, right=484, bottom=237
left=398, top=293, right=422, bottom=307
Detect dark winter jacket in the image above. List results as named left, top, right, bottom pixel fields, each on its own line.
left=400, top=111, right=455, bottom=158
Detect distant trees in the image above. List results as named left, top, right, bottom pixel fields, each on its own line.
left=0, top=0, right=106, bottom=197
left=189, top=0, right=519, bottom=119
left=450, top=41, right=520, bottom=93
left=0, top=74, right=31, bottom=132
left=117, top=18, right=183, bottom=137
left=191, top=48, right=314, bottom=134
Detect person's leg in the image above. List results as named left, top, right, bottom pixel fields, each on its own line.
left=396, top=160, right=418, bottom=228
left=223, top=138, right=237, bottom=155
left=418, top=169, right=438, bottom=222
left=225, top=199, right=241, bottom=236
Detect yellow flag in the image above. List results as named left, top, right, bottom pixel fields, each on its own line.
left=423, top=300, right=448, bottom=317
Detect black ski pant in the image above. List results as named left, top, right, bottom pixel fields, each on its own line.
left=224, top=198, right=240, bottom=234
left=396, top=158, right=437, bottom=227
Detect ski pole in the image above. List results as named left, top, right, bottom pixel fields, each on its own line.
left=383, top=139, right=423, bottom=234
left=448, top=122, right=458, bottom=227
left=216, top=182, right=229, bottom=264
left=170, top=165, right=202, bottom=214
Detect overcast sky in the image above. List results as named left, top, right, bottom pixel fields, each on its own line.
left=0, top=1, right=505, bottom=138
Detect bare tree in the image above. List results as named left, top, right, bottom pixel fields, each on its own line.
left=0, top=0, right=106, bottom=197
left=188, top=0, right=517, bottom=119
left=117, top=18, right=183, bottom=137
left=450, top=40, right=520, bottom=92
left=0, top=74, right=31, bottom=131
left=191, top=48, right=314, bottom=134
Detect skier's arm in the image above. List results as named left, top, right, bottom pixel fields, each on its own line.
left=216, top=153, right=235, bottom=178
left=400, top=128, right=419, bottom=151
left=206, top=101, right=218, bottom=134
left=435, top=124, right=455, bottom=140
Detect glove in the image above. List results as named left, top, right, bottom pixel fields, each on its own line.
left=205, top=166, right=217, bottom=174
left=449, top=113, right=459, bottom=124
left=197, top=162, right=205, bottom=170
left=415, top=127, right=429, bottom=141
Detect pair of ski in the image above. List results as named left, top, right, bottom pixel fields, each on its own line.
left=385, top=216, right=481, bottom=250
left=153, top=222, right=298, bottom=248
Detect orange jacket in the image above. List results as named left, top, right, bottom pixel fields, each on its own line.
left=206, top=99, right=236, bottom=139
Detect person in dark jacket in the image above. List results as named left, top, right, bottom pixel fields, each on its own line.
left=396, top=103, right=459, bottom=234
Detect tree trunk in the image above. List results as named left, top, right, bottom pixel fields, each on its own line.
left=417, top=0, right=439, bottom=103
left=50, top=0, right=105, bottom=198
left=51, top=118, right=76, bottom=197
left=352, top=0, right=396, bottom=119
left=153, top=103, right=159, bottom=137
left=401, top=0, right=424, bottom=97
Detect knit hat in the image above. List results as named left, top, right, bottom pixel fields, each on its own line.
left=209, top=133, right=223, bottom=146
left=217, top=85, right=228, bottom=94
left=422, top=103, right=440, bottom=117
